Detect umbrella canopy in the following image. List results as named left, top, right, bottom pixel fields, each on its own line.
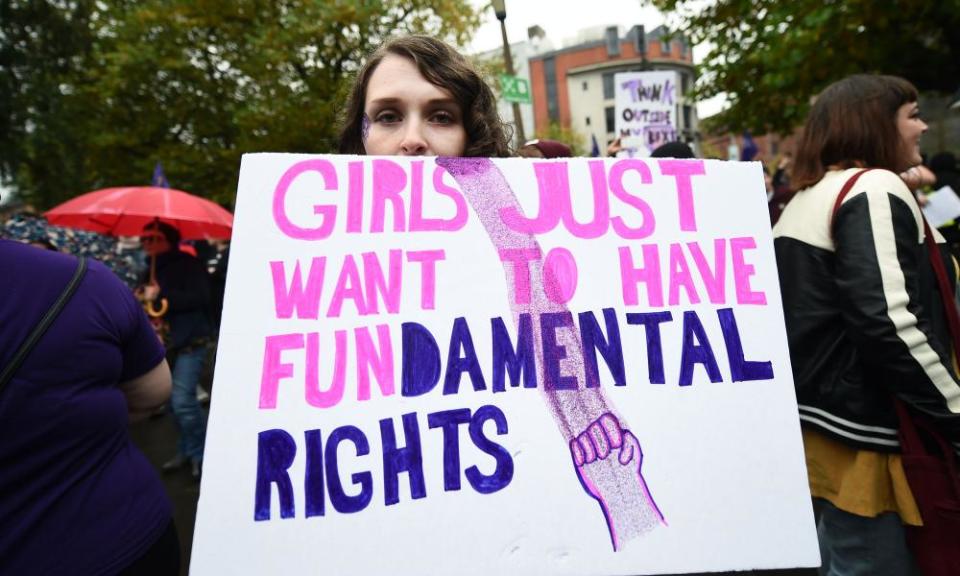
left=44, top=186, right=233, bottom=239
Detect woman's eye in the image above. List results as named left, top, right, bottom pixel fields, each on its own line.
left=375, top=111, right=401, bottom=124
left=431, top=111, right=455, bottom=124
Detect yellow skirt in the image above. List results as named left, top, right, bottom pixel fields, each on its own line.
left=803, top=428, right=922, bottom=526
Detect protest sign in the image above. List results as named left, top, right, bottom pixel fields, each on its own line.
left=922, top=185, right=960, bottom=229
left=191, top=155, right=819, bottom=575
left=615, top=71, right=679, bottom=157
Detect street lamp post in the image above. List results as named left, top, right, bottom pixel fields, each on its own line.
left=491, top=0, right=526, bottom=145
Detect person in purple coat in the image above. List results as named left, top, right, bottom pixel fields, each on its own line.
left=0, top=239, right=178, bottom=575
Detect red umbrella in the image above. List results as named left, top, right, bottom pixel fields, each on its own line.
left=44, top=186, right=233, bottom=240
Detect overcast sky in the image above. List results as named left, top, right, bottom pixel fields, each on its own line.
left=467, top=0, right=726, bottom=118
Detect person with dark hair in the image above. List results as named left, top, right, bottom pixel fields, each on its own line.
left=0, top=239, right=178, bottom=575
left=930, top=151, right=960, bottom=193
left=518, top=138, right=572, bottom=158
left=774, top=74, right=960, bottom=574
left=138, top=219, right=212, bottom=480
left=338, top=35, right=511, bottom=158
left=650, top=141, right=695, bottom=159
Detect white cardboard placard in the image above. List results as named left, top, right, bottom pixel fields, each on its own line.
left=615, top=71, right=680, bottom=158
left=191, top=155, right=819, bottom=575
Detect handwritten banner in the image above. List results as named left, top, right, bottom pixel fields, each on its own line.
left=191, top=155, right=819, bottom=575
left=615, top=71, right=679, bottom=157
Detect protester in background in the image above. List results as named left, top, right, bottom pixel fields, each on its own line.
left=338, top=35, right=511, bottom=158
left=518, top=138, right=572, bottom=158
left=930, top=151, right=960, bottom=193
left=606, top=137, right=695, bottom=159
left=774, top=74, right=960, bottom=574
left=138, top=220, right=212, bottom=480
left=768, top=153, right=794, bottom=225
left=0, top=239, right=177, bottom=575
left=650, top=141, right=695, bottom=159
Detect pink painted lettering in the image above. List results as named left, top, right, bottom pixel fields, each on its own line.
left=371, top=159, right=407, bottom=233
left=500, top=162, right=564, bottom=234
left=409, top=164, right=469, bottom=232
left=270, top=257, right=325, bottom=320
left=272, top=159, right=339, bottom=240
left=730, top=236, right=767, bottom=305
left=498, top=247, right=542, bottom=305
left=355, top=324, right=395, bottom=401
left=259, top=333, right=303, bottom=409
left=667, top=242, right=700, bottom=305
left=346, top=161, right=364, bottom=233
left=304, top=331, right=348, bottom=409
left=327, top=254, right=367, bottom=317
left=543, top=247, right=578, bottom=304
left=658, top=159, right=706, bottom=232
left=608, top=160, right=656, bottom=239
left=687, top=239, right=727, bottom=304
left=619, top=244, right=664, bottom=307
left=406, top=249, right=445, bottom=310
left=362, top=250, right=402, bottom=314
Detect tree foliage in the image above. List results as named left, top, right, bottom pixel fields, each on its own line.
left=646, top=0, right=960, bottom=134
left=1, top=0, right=480, bottom=209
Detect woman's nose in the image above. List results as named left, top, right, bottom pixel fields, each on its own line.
left=399, top=121, right=428, bottom=156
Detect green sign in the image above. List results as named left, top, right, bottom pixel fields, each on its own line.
left=500, top=74, right=531, bottom=104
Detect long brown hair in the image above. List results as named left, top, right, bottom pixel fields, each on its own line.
left=338, top=35, right=511, bottom=158
left=791, top=74, right=918, bottom=191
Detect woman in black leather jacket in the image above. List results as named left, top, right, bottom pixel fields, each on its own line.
left=774, top=74, right=960, bottom=575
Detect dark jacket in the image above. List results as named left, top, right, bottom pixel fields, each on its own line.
left=150, top=249, right=212, bottom=351
left=774, top=168, right=960, bottom=453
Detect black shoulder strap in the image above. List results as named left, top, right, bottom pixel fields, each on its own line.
left=0, top=256, right=88, bottom=393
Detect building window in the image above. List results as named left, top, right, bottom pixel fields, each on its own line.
left=602, top=73, right=615, bottom=100
left=582, top=81, right=589, bottom=91
left=683, top=105, right=692, bottom=130
left=605, top=27, right=620, bottom=57
left=544, top=57, right=559, bottom=122
left=660, top=37, right=671, bottom=56
left=681, top=73, right=690, bottom=96
left=679, top=36, right=688, bottom=57
left=586, top=116, right=591, bottom=126
left=605, top=106, right=615, bottom=133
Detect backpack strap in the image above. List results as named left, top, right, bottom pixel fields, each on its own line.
left=829, top=168, right=875, bottom=239
left=0, top=256, right=88, bottom=393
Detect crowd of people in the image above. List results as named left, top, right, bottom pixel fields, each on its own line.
left=1, top=31, right=959, bottom=576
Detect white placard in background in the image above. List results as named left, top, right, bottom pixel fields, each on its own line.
left=614, top=71, right=679, bottom=158
left=191, top=155, right=819, bottom=575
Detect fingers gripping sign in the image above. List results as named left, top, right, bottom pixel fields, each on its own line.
left=570, top=413, right=666, bottom=550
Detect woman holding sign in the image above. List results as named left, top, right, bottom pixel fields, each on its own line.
left=775, top=75, right=960, bottom=575
left=338, top=35, right=511, bottom=158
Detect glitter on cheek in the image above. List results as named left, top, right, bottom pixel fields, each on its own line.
left=361, top=114, right=371, bottom=143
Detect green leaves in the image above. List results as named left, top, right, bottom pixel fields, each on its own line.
left=2, top=0, right=479, bottom=209
left=645, top=0, right=960, bottom=134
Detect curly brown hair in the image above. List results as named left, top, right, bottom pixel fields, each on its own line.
left=338, top=35, right=512, bottom=158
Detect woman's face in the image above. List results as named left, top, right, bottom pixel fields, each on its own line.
left=896, top=101, right=927, bottom=170
left=362, top=54, right=467, bottom=157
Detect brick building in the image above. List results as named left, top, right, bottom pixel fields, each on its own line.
left=528, top=25, right=697, bottom=153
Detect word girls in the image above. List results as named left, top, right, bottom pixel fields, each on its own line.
left=271, top=157, right=708, bottom=239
